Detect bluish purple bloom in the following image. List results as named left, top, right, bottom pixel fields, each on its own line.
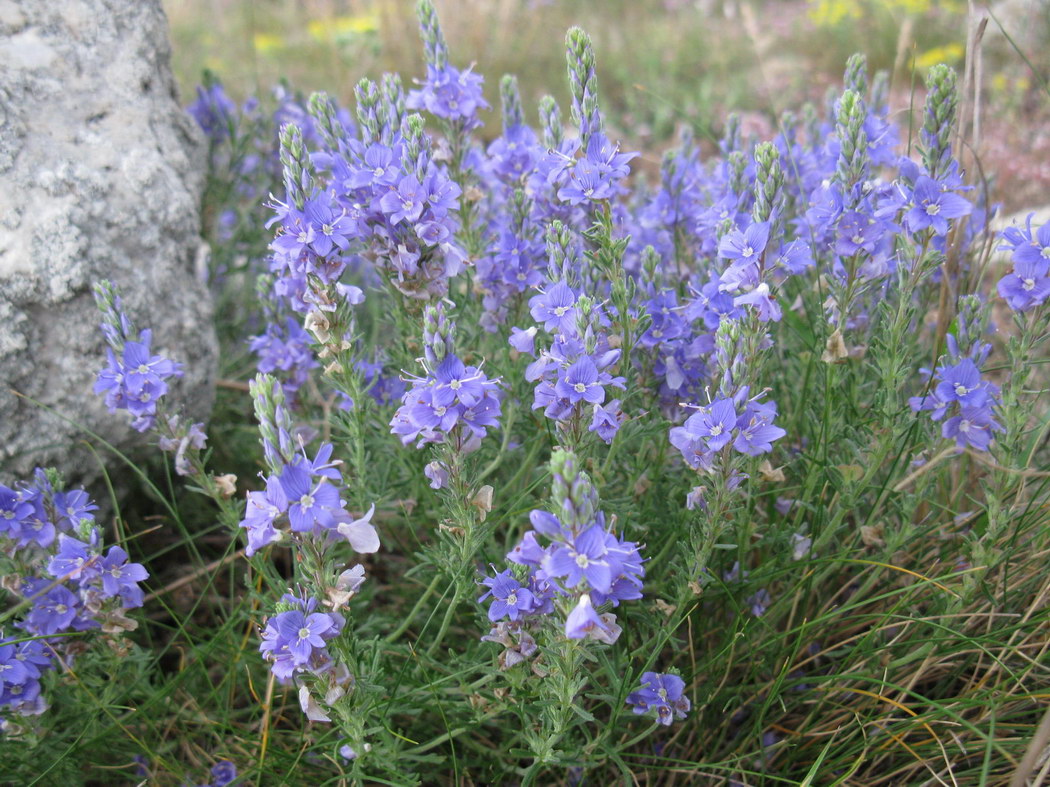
left=904, top=176, right=972, bottom=236
left=478, top=570, right=536, bottom=622
left=555, top=357, right=605, bottom=405
left=279, top=464, right=340, bottom=533
left=626, top=672, right=691, bottom=725
left=529, top=281, right=578, bottom=334
left=98, top=546, right=149, bottom=606
left=998, top=259, right=1050, bottom=312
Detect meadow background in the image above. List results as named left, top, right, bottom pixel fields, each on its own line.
left=164, top=0, right=1050, bottom=213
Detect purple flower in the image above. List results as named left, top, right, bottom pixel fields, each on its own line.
left=564, top=593, right=610, bottom=639
left=210, top=761, right=238, bottom=787
left=544, top=524, right=613, bottom=593
left=555, top=357, right=605, bottom=405
left=48, top=535, right=97, bottom=583
left=24, top=584, right=82, bottom=636
left=529, top=281, right=578, bottom=334
left=332, top=504, right=380, bottom=553
left=278, top=610, right=335, bottom=662
left=997, top=259, right=1050, bottom=312
left=407, top=63, right=489, bottom=127
left=99, top=546, right=149, bottom=607
left=835, top=211, right=885, bottom=256
left=626, top=672, right=691, bottom=725
left=733, top=400, right=787, bottom=456
left=691, top=398, right=737, bottom=451
left=719, top=221, right=770, bottom=262
left=904, top=176, right=972, bottom=235
left=0, top=485, right=32, bottom=536
left=304, top=192, right=358, bottom=257
left=240, top=474, right=288, bottom=556
left=589, top=400, right=624, bottom=444
left=733, top=283, right=782, bottom=322
left=509, top=326, right=538, bottom=355
left=478, top=570, right=535, bottom=622
left=934, top=359, right=988, bottom=408
left=279, top=464, right=340, bottom=533
left=942, top=405, right=1001, bottom=451
left=379, top=174, right=427, bottom=225
left=187, top=82, right=236, bottom=141
left=53, top=489, right=98, bottom=530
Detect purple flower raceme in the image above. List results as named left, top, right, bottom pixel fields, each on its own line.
left=670, top=388, right=786, bottom=470
left=0, top=471, right=149, bottom=721
left=238, top=448, right=379, bottom=556
left=479, top=450, right=645, bottom=663
left=626, top=672, right=691, bottom=726
left=259, top=593, right=345, bottom=682
left=93, top=282, right=183, bottom=433
left=390, top=304, right=502, bottom=455
left=997, top=215, right=1050, bottom=312
left=909, top=297, right=1003, bottom=452
left=249, top=316, right=319, bottom=398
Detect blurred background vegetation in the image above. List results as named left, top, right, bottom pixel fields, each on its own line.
left=163, top=0, right=1049, bottom=207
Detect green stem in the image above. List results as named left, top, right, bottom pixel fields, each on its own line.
left=383, top=572, right=442, bottom=644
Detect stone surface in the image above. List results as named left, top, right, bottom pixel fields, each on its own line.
left=0, top=0, right=216, bottom=482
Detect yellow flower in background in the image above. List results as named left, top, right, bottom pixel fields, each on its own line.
left=807, top=0, right=862, bottom=26
left=307, top=14, right=380, bottom=44
left=809, top=0, right=964, bottom=26
left=914, top=42, right=964, bottom=70
left=884, top=0, right=933, bottom=14
left=253, top=32, right=285, bottom=55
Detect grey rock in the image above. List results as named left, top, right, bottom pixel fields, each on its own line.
left=0, top=0, right=217, bottom=483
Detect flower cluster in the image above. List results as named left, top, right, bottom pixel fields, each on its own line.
left=93, top=281, right=183, bottom=432
left=909, top=296, right=1002, bottom=451
left=249, top=315, right=319, bottom=399
left=0, top=470, right=147, bottom=721
left=389, top=303, right=502, bottom=459
left=240, top=376, right=380, bottom=556
left=626, top=672, right=691, bottom=726
left=479, top=450, right=645, bottom=662
left=670, top=388, right=787, bottom=470
left=997, top=214, right=1050, bottom=313
left=259, top=592, right=346, bottom=682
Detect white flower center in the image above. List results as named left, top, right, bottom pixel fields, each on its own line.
left=110, top=566, right=122, bottom=578
left=322, top=223, right=334, bottom=236
left=506, top=592, right=517, bottom=605
left=55, top=604, right=67, bottom=615
left=741, top=245, right=754, bottom=258
left=925, top=203, right=941, bottom=216
left=959, top=419, right=972, bottom=432
left=1041, top=247, right=1050, bottom=259
left=553, top=305, right=568, bottom=316
left=573, top=382, right=587, bottom=393
left=575, top=553, right=590, bottom=568
left=1023, top=278, right=1036, bottom=291
left=709, top=424, right=723, bottom=436
left=298, top=627, right=311, bottom=640
left=299, top=494, right=315, bottom=509
left=434, top=406, right=447, bottom=416
left=954, top=384, right=969, bottom=396
left=449, top=379, right=461, bottom=390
